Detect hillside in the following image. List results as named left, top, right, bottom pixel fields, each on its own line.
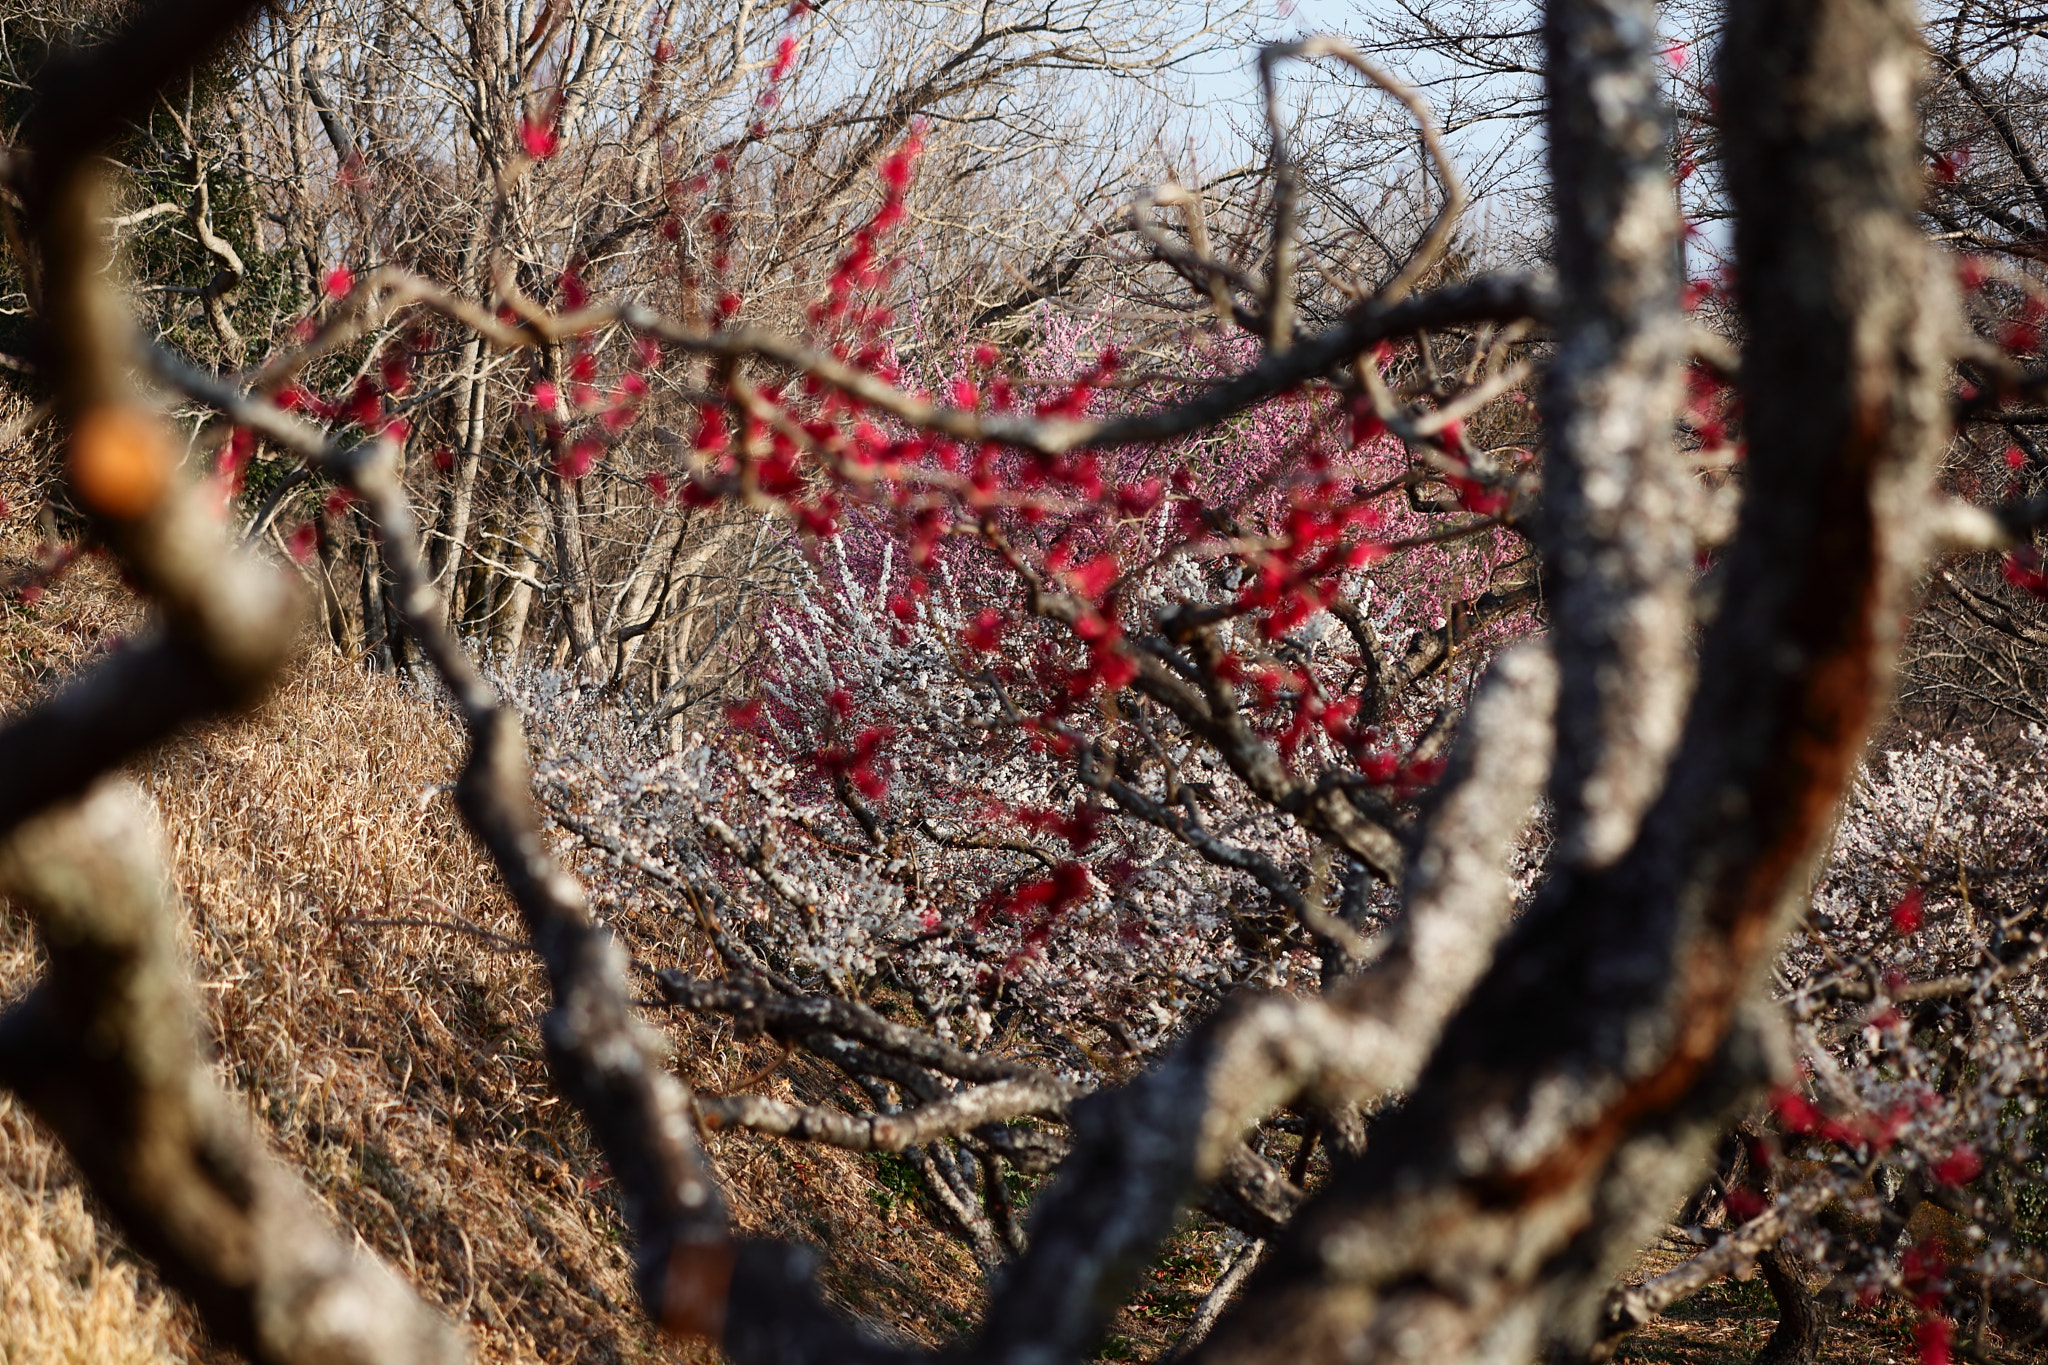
left=0, top=521, right=1005, bottom=1363
left=0, top=524, right=2009, bottom=1365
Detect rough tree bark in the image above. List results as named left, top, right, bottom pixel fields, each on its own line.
left=1188, top=0, right=1954, bottom=1360
left=1537, top=0, right=1696, bottom=871
left=0, top=4, right=465, bottom=1360
left=0, top=1, right=1968, bottom=1362
left=0, top=785, right=465, bottom=1365
left=1755, top=1243, right=1825, bottom=1365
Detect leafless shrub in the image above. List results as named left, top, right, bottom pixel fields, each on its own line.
left=4, top=3, right=2046, bottom=1365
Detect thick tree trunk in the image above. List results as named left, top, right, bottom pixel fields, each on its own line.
left=314, top=510, right=352, bottom=652
left=1755, top=1245, right=1823, bottom=1365
left=493, top=505, right=544, bottom=660
left=432, top=334, right=485, bottom=629
left=548, top=469, right=602, bottom=680
left=1184, top=1, right=1954, bottom=1362
left=358, top=535, right=391, bottom=670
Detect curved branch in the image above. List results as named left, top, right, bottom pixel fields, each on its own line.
left=285, top=429, right=733, bottom=1334
left=694, top=1076, right=1086, bottom=1151
left=1190, top=2, right=1956, bottom=1360
left=1586, top=1178, right=1841, bottom=1359
left=0, top=785, right=464, bottom=1364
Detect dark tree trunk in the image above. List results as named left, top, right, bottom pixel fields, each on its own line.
left=359, top=535, right=392, bottom=671
left=314, top=510, right=352, bottom=652
left=1755, top=1244, right=1823, bottom=1365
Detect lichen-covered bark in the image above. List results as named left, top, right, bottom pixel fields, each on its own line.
left=0, top=8, right=462, bottom=1359
left=1188, top=1, right=1955, bottom=1361
left=0, top=0, right=1963, bottom=1360
left=1538, top=0, right=1696, bottom=871
left=0, top=785, right=466, bottom=1365
left=1755, top=1244, right=1825, bottom=1365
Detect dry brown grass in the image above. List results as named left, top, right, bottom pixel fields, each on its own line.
left=0, top=520, right=1002, bottom=1362
left=0, top=1097, right=191, bottom=1365
left=1608, top=1241, right=2048, bottom=1365
left=3, top=510, right=1968, bottom=1365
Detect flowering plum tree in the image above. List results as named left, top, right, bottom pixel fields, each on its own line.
left=5, top=2, right=2048, bottom=1365
left=1570, top=731, right=2048, bottom=1363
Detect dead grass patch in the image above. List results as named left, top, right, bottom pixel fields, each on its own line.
left=6, top=517, right=1970, bottom=1365
left=0, top=522, right=1001, bottom=1361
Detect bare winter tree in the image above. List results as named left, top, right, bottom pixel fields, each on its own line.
left=0, top=0, right=1229, bottom=709
left=1, top=1, right=2043, bottom=1365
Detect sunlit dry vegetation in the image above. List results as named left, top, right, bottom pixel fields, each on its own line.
left=9, top=1, right=2048, bottom=1364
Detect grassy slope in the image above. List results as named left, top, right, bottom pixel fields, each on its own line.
left=0, top=527, right=997, bottom=1363
left=0, top=520, right=1964, bottom=1365
left=1613, top=1244, right=1946, bottom=1365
